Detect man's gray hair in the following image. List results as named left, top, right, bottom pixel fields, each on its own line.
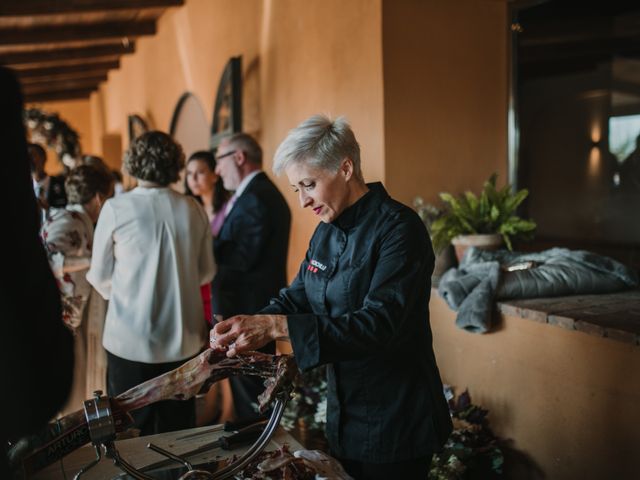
left=226, top=132, right=262, bottom=166
left=273, top=114, right=362, bottom=179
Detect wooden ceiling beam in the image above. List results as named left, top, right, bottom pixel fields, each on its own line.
left=0, top=21, right=155, bottom=46
left=0, top=1, right=184, bottom=16
left=23, top=75, right=106, bottom=94
left=19, top=70, right=111, bottom=86
left=0, top=43, right=134, bottom=65
left=25, top=88, right=94, bottom=103
left=12, top=60, right=119, bottom=79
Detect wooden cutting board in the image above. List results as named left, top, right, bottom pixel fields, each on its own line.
left=32, top=425, right=302, bottom=479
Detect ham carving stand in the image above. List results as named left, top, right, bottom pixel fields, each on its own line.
left=9, top=351, right=296, bottom=480
left=75, top=389, right=290, bottom=480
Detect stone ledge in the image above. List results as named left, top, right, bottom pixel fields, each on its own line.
left=494, top=290, right=640, bottom=346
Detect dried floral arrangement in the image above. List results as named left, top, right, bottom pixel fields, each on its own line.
left=281, top=374, right=506, bottom=479
left=430, top=386, right=505, bottom=479
left=24, top=107, right=81, bottom=164
left=281, top=366, right=327, bottom=434
left=414, top=196, right=443, bottom=237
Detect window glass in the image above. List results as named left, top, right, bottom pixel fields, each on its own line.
left=516, top=3, right=640, bottom=267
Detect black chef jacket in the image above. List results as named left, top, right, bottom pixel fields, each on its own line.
left=260, top=182, right=452, bottom=462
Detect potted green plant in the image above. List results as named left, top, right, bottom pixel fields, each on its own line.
left=430, top=174, right=536, bottom=262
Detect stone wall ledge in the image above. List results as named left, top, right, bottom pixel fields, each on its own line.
left=431, top=287, right=640, bottom=346
left=495, top=290, right=640, bottom=346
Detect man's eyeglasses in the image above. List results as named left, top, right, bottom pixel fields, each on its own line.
left=215, top=150, right=237, bottom=162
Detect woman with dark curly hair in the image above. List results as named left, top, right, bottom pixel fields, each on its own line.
left=42, top=164, right=113, bottom=330
left=87, top=131, right=216, bottom=435
left=41, top=164, right=114, bottom=413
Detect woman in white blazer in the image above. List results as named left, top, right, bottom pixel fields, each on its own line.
left=88, top=131, right=216, bottom=434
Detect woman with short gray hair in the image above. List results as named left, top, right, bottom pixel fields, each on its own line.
left=273, top=115, right=363, bottom=181
left=88, top=131, right=216, bottom=435
left=211, top=115, right=452, bottom=479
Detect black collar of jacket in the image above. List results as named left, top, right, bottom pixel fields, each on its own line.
left=333, top=182, right=387, bottom=231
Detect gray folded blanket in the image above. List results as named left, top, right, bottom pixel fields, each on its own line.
left=437, top=247, right=639, bottom=333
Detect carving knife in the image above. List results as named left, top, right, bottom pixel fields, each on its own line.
left=175, top=415, right=267, bottom=441
left=139, top=423, right=264, bottom=474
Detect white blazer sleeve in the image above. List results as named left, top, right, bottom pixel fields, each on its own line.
left=86, top=201, right=116, bottom=299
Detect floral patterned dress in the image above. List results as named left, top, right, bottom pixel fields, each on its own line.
left=41, top=204, right=107, bottom=411
left=41, top=204, right=94, bottom=330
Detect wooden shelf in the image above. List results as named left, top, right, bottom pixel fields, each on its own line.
left=496, top=290, right=640, bottom=346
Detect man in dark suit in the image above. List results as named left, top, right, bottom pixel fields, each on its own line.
left=212, top=132, right=291, bottom=419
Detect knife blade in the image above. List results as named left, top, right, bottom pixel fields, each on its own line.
left=139, top=423, right=264, bottom=474
left=175, top=415, right=268, bottom=441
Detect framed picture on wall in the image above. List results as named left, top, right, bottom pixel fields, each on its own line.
left=128, top=114, right=149, bottom=144
left=210, top=56, right=242, bottom=150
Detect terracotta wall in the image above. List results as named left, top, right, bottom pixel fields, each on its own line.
left=430, top=294, right=640, bottom=479
left=382, top=0, right=509, bottom=206
left=259, top=0, right=384, bottom=279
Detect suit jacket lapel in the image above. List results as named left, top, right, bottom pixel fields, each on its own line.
left=217, top=172, right=265, bottom=238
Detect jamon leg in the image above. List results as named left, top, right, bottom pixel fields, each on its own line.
left=115, top=349, right=296, bottom=413
left=9, top=350, right=297, bottom=476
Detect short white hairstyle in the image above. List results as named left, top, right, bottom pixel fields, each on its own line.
left=273, top=114, right=362, bottom=179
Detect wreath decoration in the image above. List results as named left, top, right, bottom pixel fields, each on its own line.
left=24, top=107, right=81, bottom=166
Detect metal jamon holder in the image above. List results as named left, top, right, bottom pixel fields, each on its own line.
left=74, top=389, right=290, bottom=480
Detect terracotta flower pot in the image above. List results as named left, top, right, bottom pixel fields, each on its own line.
left=432, top=244, right=456, bottom=283
left=451, top=233, right=504, bottom=263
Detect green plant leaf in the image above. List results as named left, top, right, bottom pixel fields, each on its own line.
left=503, top=188, right=528, bottom=213
left=439, top=192, right=457, bottom=206
left=427, top=173, right=536, bottom=253
left=490, top=205, right=500, bottom=222
left=465, top=191, right=479, bottom=213
left=503, top=234, right=513, bottom=250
